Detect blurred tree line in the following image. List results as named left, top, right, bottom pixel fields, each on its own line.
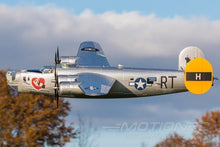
left=156, top=110, right=220, bottom=146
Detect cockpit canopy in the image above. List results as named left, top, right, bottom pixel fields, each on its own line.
left=40, top=66, right=54, bottom=73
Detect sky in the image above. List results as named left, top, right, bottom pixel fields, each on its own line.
left=0, top=0, right=220, bottom=146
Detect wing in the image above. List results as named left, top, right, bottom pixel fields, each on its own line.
left=77, top=73, right=115, bottom=96
left=76, top=41, right=110, bottom=67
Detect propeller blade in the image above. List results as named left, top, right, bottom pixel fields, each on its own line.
left=56, top=94, right=59, bottom=108
left=54, top=49, right=58, bottom=107
left=55, top=51, right=57, bottom=64
left=54, top=47, right=60, bottom=108
left=57, top=46, right=60, bottom=64
left=54, top=50, right=57, bottom=101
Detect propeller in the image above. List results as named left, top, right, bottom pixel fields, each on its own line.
left=54, top=46, right=60, bottom=108
left=56, top=46, right=60, bottom=64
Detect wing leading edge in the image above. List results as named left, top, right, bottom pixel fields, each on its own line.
left=77, top=73, right=115, bottom=96
left=76, top=41, right=110, bottom=67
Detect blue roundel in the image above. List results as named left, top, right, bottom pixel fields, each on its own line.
left=135, top=78, right=146, bottom=90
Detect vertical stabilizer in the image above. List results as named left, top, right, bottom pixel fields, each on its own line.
left=178, top=46, right=205, bottom=70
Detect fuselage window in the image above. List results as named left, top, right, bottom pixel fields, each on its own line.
left=23, top=77, right=26, bottom=82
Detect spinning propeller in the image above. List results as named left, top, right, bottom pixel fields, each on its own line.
left=54, top=46, right=60, bottom=108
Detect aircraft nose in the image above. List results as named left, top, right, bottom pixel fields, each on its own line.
left=6, top=70, right=17, bottom=82
left=6, top=70, right=19, bottom=94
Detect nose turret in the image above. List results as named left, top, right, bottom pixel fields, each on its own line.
left=6, top=70, right=21, bottom=93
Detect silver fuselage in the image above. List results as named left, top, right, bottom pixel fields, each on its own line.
left=6, top=67, right=187, bottom=98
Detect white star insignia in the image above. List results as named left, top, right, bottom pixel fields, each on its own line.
left=136, top=79, right=146, bottom=89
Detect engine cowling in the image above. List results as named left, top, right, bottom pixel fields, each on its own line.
left=60, top=56, right=78, bottom=64
left=59, top=82, right=83, bottom=96
left=58, top=75, right=78, bottom=83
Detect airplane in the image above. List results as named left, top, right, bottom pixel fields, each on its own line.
left=6, top=41, right=216, bottom=107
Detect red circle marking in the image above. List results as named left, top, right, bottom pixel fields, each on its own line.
left=32, top=78, right=45, bottom=90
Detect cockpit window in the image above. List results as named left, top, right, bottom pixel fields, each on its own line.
left=81, top=48, right=99, bottom=52
left=40, top=66, right=54, bottom=74
left=43, top=69, right=53, bottom=73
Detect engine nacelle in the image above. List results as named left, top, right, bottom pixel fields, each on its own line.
left=59, top=82, right=83, bottom=96
left=60, top=56, right=78, bottom=64
left=58, top=75, right=78, bottom=83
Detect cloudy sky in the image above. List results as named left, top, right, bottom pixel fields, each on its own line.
left=0, top=0, right=220, bottom=146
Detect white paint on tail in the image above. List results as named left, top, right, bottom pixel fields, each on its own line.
left=178, top=46, right=205, bottom=71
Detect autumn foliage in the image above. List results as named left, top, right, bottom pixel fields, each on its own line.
left=156, top=110, right=220, bottom=147
left=155, top=133, right=193, bottom=147
left=191, top=110, right=220, bottom=146
left=0, top=70, right=75, bottom=146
